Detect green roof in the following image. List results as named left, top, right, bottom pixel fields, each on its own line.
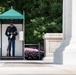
left=0, top=8, right=24, bottom=19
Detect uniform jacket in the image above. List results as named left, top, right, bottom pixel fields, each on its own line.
left=5, top=26, right=18, bottom=40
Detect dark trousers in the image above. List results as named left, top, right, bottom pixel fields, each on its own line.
left=8, top=40, right=15, bottom=57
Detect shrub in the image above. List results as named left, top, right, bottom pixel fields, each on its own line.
left=24, top=48, right=44, bottom=60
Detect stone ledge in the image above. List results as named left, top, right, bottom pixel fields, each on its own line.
left=43, top=33, right=63, bottom=62
left=43, top=33, right=63, bottom=39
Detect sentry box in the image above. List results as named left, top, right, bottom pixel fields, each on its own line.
left=0, top=8, right=25, bottom=60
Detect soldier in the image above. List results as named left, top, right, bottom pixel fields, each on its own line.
left=5, top=21, right=18, bottom=57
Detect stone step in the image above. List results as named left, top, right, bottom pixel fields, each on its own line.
left=0, top=56, right=24, bottom=60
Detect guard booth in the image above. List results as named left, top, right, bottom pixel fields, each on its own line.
left=0, top=8, right=24, bottom=60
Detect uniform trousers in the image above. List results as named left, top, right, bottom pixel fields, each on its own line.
left=8, top=40, right=15, bottom=57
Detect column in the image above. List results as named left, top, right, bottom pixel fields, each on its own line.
left=54, top=0, right=76, bottom=65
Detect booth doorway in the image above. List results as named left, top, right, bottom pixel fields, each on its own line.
left=2, top=21, right=23, bottom=57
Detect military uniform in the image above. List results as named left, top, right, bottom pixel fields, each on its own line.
left=5, top=26, right=18, bottom=56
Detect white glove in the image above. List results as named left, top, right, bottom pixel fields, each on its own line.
left=10, top=35, right=13, bottom=38
left=7, top=32, right=9, bottom=35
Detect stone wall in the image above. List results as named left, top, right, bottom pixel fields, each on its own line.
left=43, top=33, right=63, bottom=62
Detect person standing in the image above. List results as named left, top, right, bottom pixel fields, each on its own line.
left=5, top=21, right=18, bottom=57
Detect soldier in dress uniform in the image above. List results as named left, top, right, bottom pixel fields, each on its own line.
left=5, top=21, right=18, bottom=57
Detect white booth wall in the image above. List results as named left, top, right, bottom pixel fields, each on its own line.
left=0, top=24, right=1, bottom=56
left=2, top=24, right=23, bottom=56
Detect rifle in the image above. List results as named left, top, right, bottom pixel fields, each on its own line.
left=6, top=42, right=10, bottom=57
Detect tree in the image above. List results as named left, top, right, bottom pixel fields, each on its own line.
left=0, top=0, right=62, bottom=47
left=25, top=0, right=62, bottom=46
